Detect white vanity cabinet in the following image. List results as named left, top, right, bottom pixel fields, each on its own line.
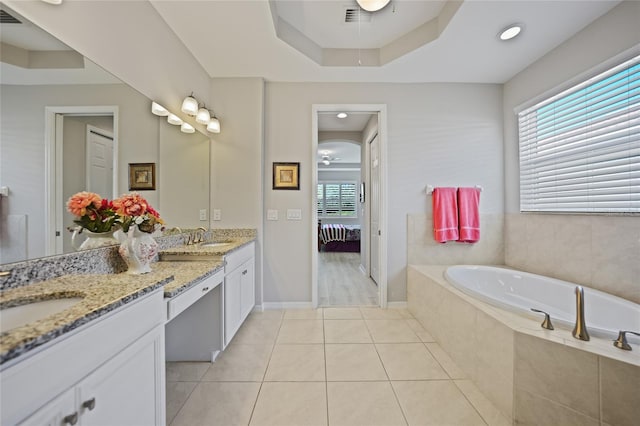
left=2, top=289, right=165, bottom=426
left=223, top=242, right=255, bottom=348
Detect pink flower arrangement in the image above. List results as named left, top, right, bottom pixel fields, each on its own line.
left=113, top=192, right=164, bottom=233
left=66, top=191, right=118, bottom=233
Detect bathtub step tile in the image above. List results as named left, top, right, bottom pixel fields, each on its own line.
left=392, top=380, right=486, bottom=426
left=514, top=388, right=599, bottom=426
left=454, top=379, right=511, bottom=426
left=376, top=343, right=448, bottom=380
left=405, top=319, right=436, bottom=342
left=365, top=319, right=421, bottom=343
left=425, top=342, right=467, bottom=379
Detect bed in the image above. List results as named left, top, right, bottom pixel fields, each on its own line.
left=318, top=221, right=361, bottom=252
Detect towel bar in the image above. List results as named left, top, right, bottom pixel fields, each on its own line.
left=425, top=185, right=483, bottom=195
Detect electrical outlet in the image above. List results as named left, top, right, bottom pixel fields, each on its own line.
left=213, top=209, right=222, bottom=221
left=199, top=209, right=208, bottom=221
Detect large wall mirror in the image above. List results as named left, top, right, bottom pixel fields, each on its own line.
left=0, top=4, right=210, bottom=264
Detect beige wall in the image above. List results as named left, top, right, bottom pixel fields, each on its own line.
left=503, top=1, right=640, bottom=303
left=264, top=82, right=503, bottom=304
left=209, top=77, right=265, bottom=304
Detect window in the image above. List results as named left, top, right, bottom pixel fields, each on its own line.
left=518, top=55, right=639, bottom=213
left=317, top=182, right=357, bottom=217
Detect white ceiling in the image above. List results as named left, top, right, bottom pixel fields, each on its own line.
left=318, top=112, right=373, bottom=131
left=150, top=0, right=620, bottom=83
left=318, top=140, right=361, bottom=164
left=273, top=0, right=446, bottom=48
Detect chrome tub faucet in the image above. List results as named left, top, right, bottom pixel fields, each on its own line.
left=572, top=286, right=590, bottom=341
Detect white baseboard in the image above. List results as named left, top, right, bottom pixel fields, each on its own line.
left=252, top=305, right=264, bottom=312
left=387, top=301, right=408, bottom=308
left=359, top=264, right=366, bottom=275
left=262, top=302, right=315, bottom=310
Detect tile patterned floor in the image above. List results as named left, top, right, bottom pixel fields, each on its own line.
left=166, top=308, right=511, bottom=426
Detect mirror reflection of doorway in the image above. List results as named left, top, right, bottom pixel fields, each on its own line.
left=316, top=111, right=378, bottom=307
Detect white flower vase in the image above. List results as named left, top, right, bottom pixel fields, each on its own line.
left=119, top=227, right=158, bottom=274
left=71, top=227, right=119, bottom=251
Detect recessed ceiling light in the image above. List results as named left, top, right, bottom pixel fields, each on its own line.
left=499, top=24, right=523, bottom=41
left=337, top=112, right=348, bottom=119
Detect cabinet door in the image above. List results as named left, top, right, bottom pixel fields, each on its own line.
left=224, top=267, right=243, bottom=346
left=77, top=327, right=164, bottom=426
left=240, top=259, right=255, bottom=321
left=18, top=388, right=76, bottom=426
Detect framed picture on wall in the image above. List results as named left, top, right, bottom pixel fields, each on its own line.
left=128, top=163, right=156, bottom=190
left=273, top=162, right=300, bottom=190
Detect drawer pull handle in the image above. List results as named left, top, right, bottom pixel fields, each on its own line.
left=242, top=270, right=248, bottom=275
left=202, top=287, right=210, bottom=292
left=63, top=412, right=78, bottom=425
left=83, top=397, right=96, bottom=411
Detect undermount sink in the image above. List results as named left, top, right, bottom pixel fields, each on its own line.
left=200, top=241, right=233, bottom=248
left=0, top=298, right=84, bottom=333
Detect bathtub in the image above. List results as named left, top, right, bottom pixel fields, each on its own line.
left=444, top=265, right=640, bottom=341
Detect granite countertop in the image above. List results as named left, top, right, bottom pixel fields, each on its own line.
left=159, top=260, right=224, bottom=298
left=159, top=236, right=255, bottom=258
left=0, top=271, right=172, bottom=365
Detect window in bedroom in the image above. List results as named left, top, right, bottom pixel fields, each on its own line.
left=317, top=182, right=357, bottom=217
left=518, top=54, right=639, bottom=213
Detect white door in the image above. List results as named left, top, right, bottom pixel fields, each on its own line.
left=369, top=134, right=380, bottom=285
left=86, top=126, right=114, bottom=197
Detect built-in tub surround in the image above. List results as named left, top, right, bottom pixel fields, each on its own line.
left=408, top=265, right=640, bottom=425
left=444, top=265, right=640, bottom=342
left=505, top=213, right=640, bottom=306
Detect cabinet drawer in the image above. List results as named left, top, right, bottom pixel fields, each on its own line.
left=167, top=271, right=223, bottom=321
left=224, top=242, right=255, bottom=272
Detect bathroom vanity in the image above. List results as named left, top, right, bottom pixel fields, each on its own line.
left=162, top=239, right=256, bottom=359
left=0, top=278, right=168, bottom=426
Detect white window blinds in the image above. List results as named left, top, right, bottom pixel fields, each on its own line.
left=518, top=55, right=640, bottom=213
left=317, top=182, right=357, bottom=217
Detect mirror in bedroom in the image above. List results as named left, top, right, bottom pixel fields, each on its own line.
left=0, top=3, right=210, bottom=264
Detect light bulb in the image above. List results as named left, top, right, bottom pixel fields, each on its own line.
left=356, top=0, right=390, bottom=12
left=167, top=114, right=183, bottom=125
left=499, top=24, right=523, bottom=41
left=181, top=122, right=195, bottom=133
left=181, top=95, right=198, bottom=116
left=151, top=102, right=169, bottom=116
left=207, top=117, right=221, bottom=133
left=196, top=108, right=211, bottom=124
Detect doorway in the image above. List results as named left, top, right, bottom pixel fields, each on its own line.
left=311, top=104, right=388, bottom=308
left=45, top=106, right=119, bottom=255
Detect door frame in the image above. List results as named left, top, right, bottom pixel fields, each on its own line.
left=311, top=104, right=388, bottom=308
left=44, top=106, right=119, bottom=256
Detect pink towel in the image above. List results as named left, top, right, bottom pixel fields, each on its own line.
left=432, top=187, right=459, bottom=243
left=457, top=187, right=480, bottom=243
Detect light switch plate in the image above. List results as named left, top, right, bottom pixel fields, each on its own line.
left=213, top=209, right=222, bottom=221
left=267, top=209, right=278, bottom=221
left=199, top=209, right=208, bottom=221
left=286, top=209, right=302, bottom=220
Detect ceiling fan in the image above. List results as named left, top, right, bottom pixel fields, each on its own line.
left=319, top=152, right=341, bottom=166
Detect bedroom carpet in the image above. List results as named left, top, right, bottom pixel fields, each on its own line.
left=318, top=252, right=378, bottom=306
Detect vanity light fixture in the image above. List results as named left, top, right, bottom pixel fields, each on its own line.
left=167, top=113, right=183, bottom=126
left=356, top=0, right=391, bottom=12
left=181, top=122, right=195, bottom=134
left=337, top=112, right=348, bottom=119
left=151, top=102, right=170, bottom=117
left=196, top=106, right=211, bottom=124
left=499, top=24, right=523, bottom=41
left=207, top=114, right=221, bottom=133
left=181, top=93, right=198, bottom=116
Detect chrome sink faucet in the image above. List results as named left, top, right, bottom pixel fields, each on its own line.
left=572, top=286, right=590, bottom=341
